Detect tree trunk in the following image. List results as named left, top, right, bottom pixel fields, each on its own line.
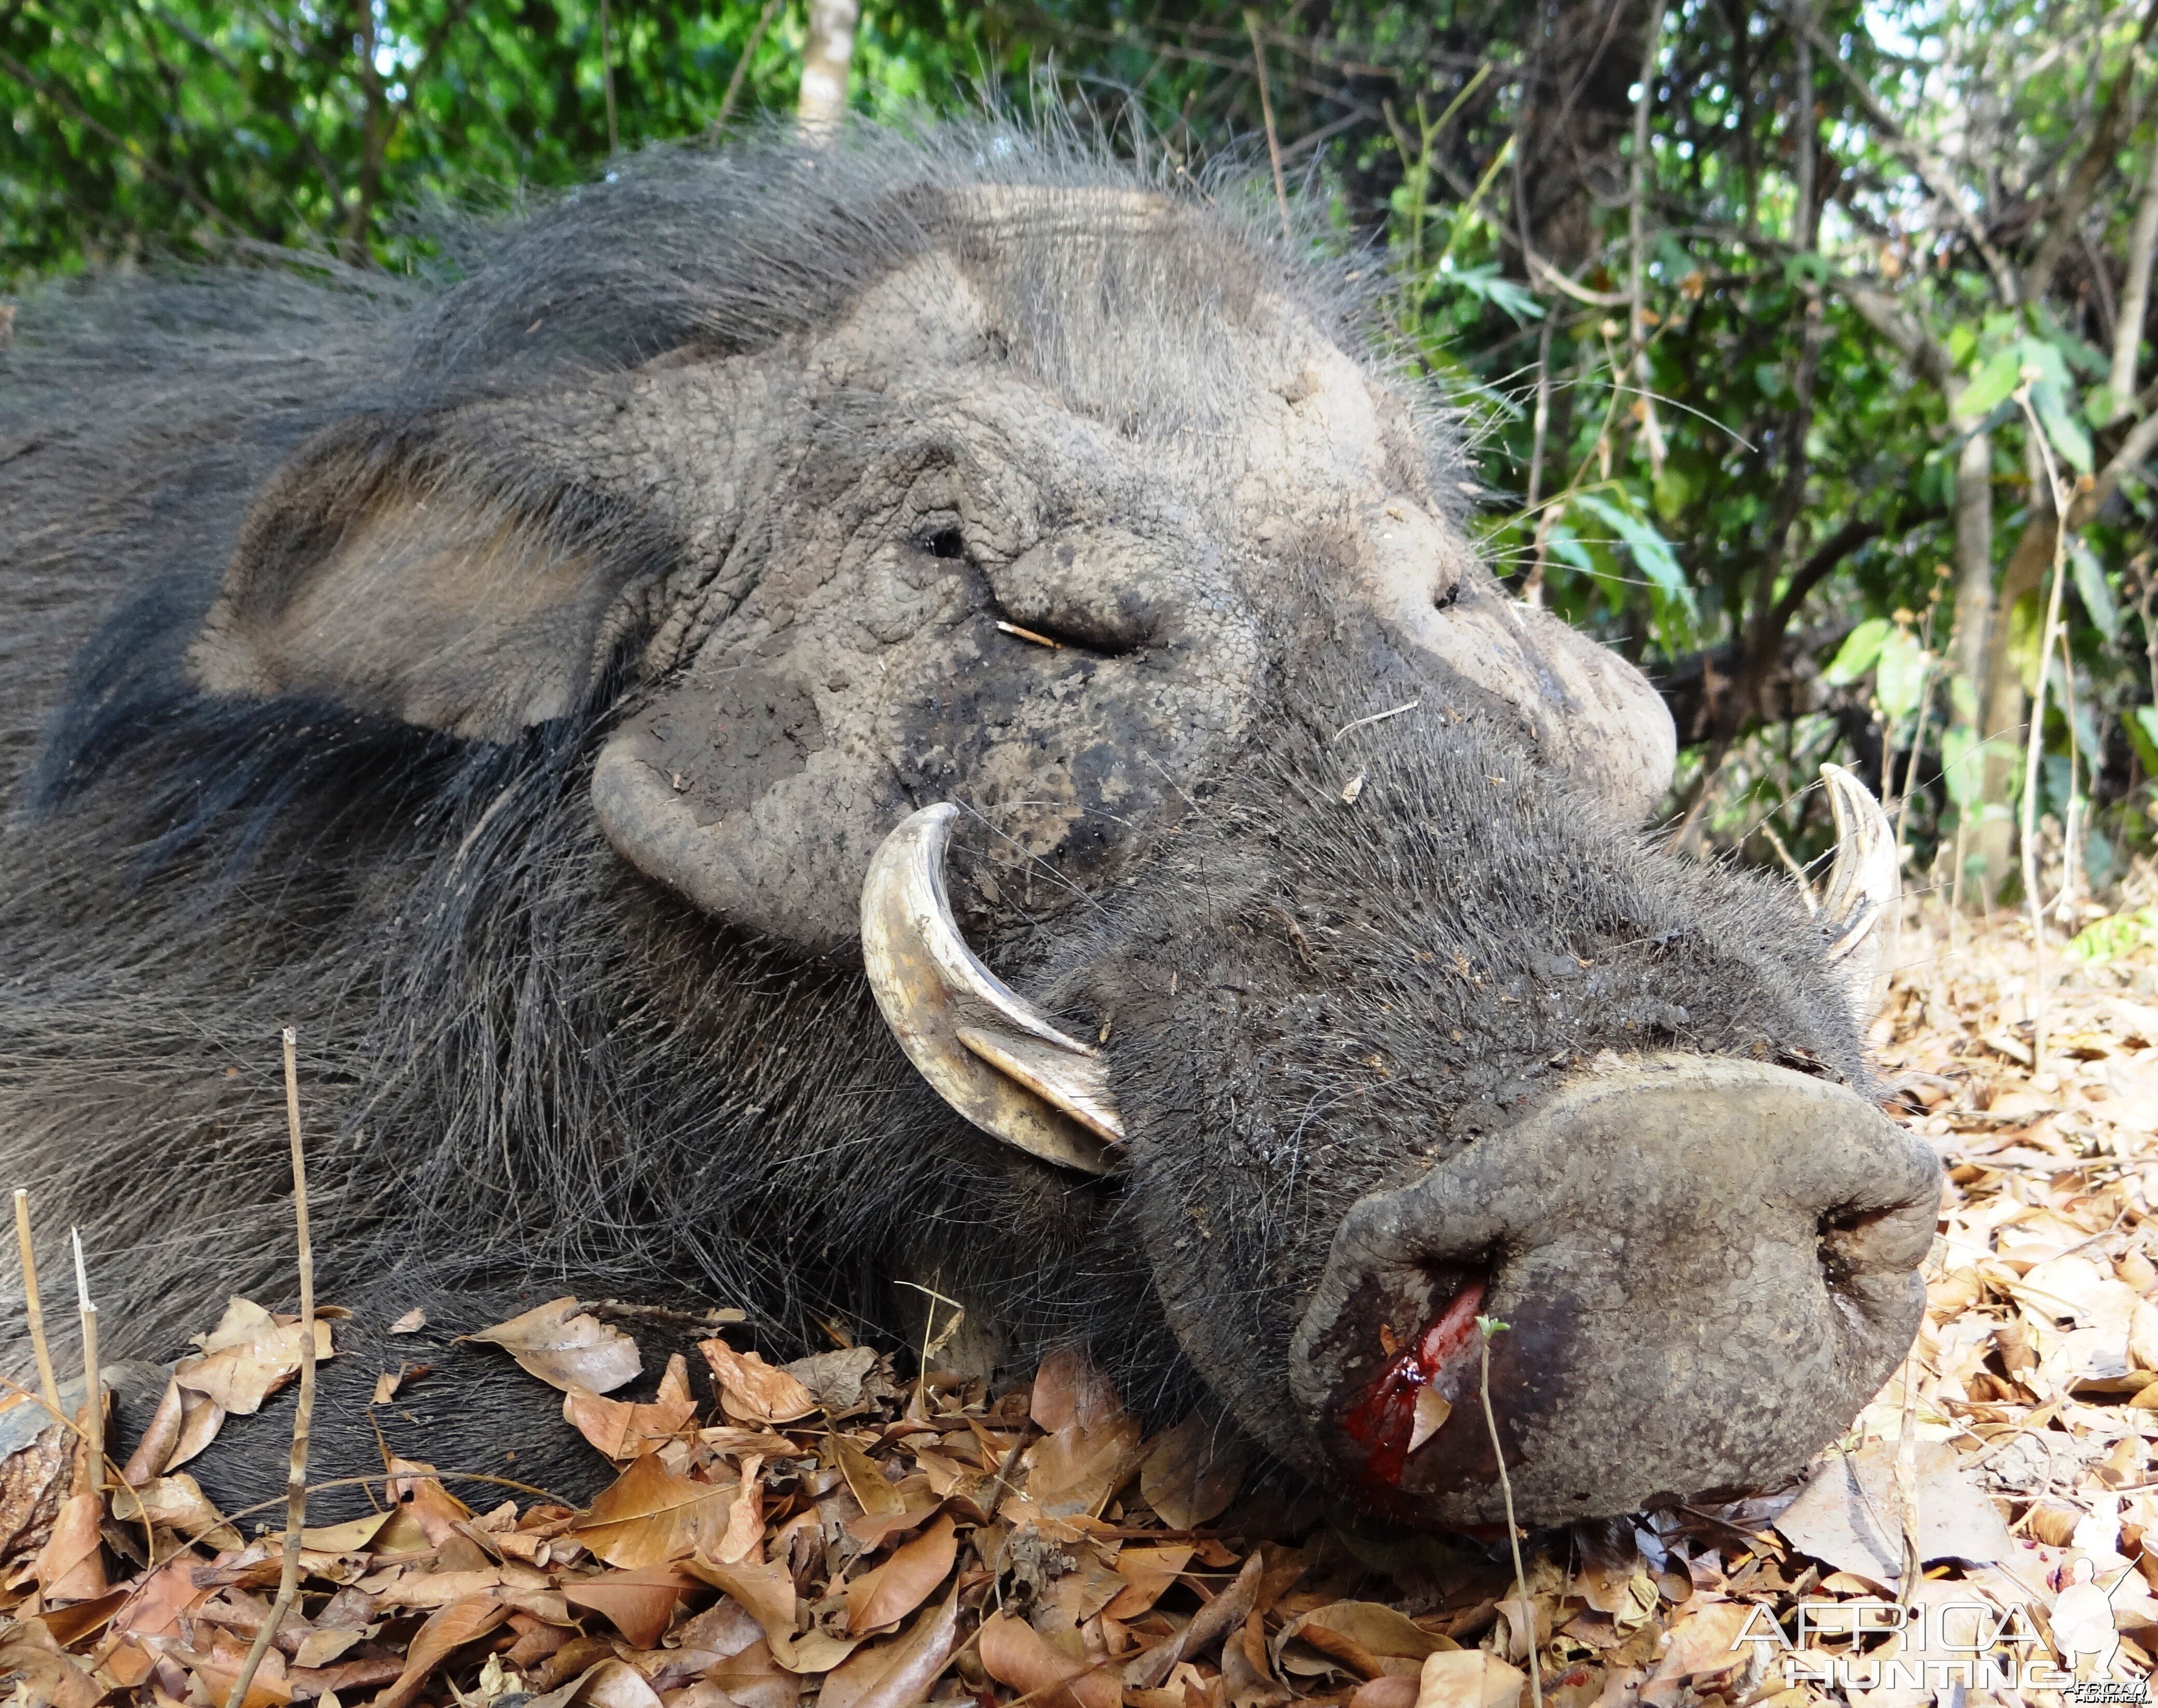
left=1971, top=503, right=2056, bottom=902
left=799, top=0, right=858, bottom=130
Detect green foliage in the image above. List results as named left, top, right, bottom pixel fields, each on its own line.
left=5, top=0, right=2156, bottom=884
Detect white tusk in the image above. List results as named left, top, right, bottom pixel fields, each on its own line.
left=1816, top=763, right=1899, bottom=1010
left=860, top=804, right=1122, bottom=1175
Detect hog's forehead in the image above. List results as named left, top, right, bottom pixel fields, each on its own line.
left=811, top=245, right=1416, bottom=530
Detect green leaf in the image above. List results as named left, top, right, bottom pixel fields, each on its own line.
left=2030, top=379, right=2094, bottom=475
left=1874, top=628, right=1929, bottom=723
left=1940, top=724, right=1984, bottom=811
left=1953, top=344, right=2024, bottom=419
left=1569, top=491, right=1686, bottom=599
left=1823, top=618, right=1891, bottom=686
left=2132, top=706, right=2158, bottom=778
left=2064, top=909, right=2158, bottom=968
left=2070, top=539, right=2120, bottom=643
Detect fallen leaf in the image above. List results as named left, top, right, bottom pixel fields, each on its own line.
left=834, top=1431, right=907, bottom=1517
left=825, top=1589, right=964, bottom=1708
left=0, top=1620, right=104, bottom=1708
left=1028, top=1411, right=1145, bottom=1518
left=118, top=1372, right=184, bottom=1485
left=562, top=1564, right=691, bottom=1647
left=364, top=1593, right=509, bottom=1708
left=784, top=1346, right=880, bottom=1412
left=563, top=1359, right=699, bottom=1460
left=1638, top=1599, right=1749, bottom=1705
left=1774, top=1438, right=2015, bottom=1580
left=34, top=1491, right=105, bottom=1603
left=699, top=1340, right=818, bottom=1425
left=525, top=1658, right=666, bottom=1708
left=1104, top=1544, right=1194, bottom=1620
left=685, top=1556, right=802, bottom=1665
left=293, top=1627, right=365, bottom=1669
left=705, top=1636, right=802, bottom=1708
left=569, top=1452, right=733, bottom=1568
left=1030, top=1348, right=1126, bottom=1431
left=300, top=1509, right=395, bottom=1553
left=847, top=1511, right=957, bottom=1633
left=1276, top=1602, right=1452, bottom=1678
left=464, top=1298, right=642, bottom=1394
left=175, top=1299, right=333, bottom=1415
left=1131, top=1548, right=1263, bottom=1688
left=979, top=1609, right=1121, bottom=1708
left=1413, top=1649, right=1524, bottom=1708
left=1139, top=1413, right=1250, bottom=1529
left=389, top=1308, right=426, bottom=1334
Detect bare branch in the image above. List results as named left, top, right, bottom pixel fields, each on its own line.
left=0, top=46, right=244, bottom=237
left=1790, top=8, right=2020, bottom=303
left=712, top=0, right=783, bottom=136
left=2111, top=122, right=2158, bottom=418
left=2023, top=2, right=2158, bottom=303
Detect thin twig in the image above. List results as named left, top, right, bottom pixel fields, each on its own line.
left=222, top=1028, right=317, bottom=1708
left=711, top=0, right=783, bottom=136
left=1479, top=1318, right=1541, bottom=1708
left=12, top=1190, right=60, bottom=1420
left=1332, top=699, right=1421, bottom=743
left=2013, top=387, right=2075, bottom=1078
left=598, top=0, right=618, bottom=155
left=70, top=1229, right=99, bottom=1487
left=1244, top=11, right=1291, bottom=242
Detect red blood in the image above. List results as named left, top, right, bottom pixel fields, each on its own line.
left=1337, top=1277, right=1487, bottom=1487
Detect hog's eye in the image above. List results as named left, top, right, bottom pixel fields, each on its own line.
left=916, top=526, right=968, bottom=561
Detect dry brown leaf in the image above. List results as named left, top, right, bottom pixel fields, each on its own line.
left=834, top=1431, right=906, bottom=1518
left=385, top=1458, right=476, bottom=1547
left=979, top=1609, right=1121, bottom=1708
left=705, top=1636, right=802, bottom=1708
left=389, top=1308, right=426, bottom=1334
left=299, top=1509, right=395, bottom=1553
left=784, top=1346, right=880, bottom=1413
left=0, top=1620, right=104, bottom=1708
left=1276, top=1602, right=1452, bottom=1679
left=1104, top=1544, right=1194, bottom=1620
left=846, top=1511, right=956, bottom=1634
left=163, top=1385, right=227, bottom=1471
left=1139, top=1413, right=1250, bottom=1530
left=464, top=1298, right=642, bottom=1394
left=293, top=1627, right=366, bottom=1669
left=118, top=1373, right=184, bottom=1485
left=715, top=1453, right=764, bottom=1564
left=563, top=1357, right=699, bottom=1460
left=1413, top=1649, right=1525, bottom=1708
left=1638, top=1599, right=1749, bottom=1704
left=569, top=1452, right=733, bottom=1568
left=699, top=1340, right=818, bottom=1425
left=1030, top=1348, right=1126, bottom=1432
left=108, top=1471, right=240, bottom=1549
left=526, top=1657, right=667, bottom=1708
left=826, top=1589, right=964, bottom=1708
left=363, top=1593, right=509, bottom=1708
left=561, top=1564, right=691, bottom=1647
left=685, top=1556, right=802, bottom=1665
left=34, top=1491, right=105, bottom=1603
left=1027, top=1412, right=1145, bottom=1518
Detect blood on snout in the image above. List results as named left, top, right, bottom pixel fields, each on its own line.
left=1337, top=1275, right=1487, bottom=1487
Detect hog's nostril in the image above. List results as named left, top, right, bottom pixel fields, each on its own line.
left=1816, top=1203, right=1910, bottom=1289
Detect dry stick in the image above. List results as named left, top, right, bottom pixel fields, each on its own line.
left=224, top=1028, right=317, bottom=1708
left=598, top=0, right=618, bottom=156
left=12, top=1189, right=61, bottom=1419
left=1479, top=1318, right=1541, bottom=1708
left=711, top=0, right=783, bottom=136
left=2012, top=387, right=2076, bottom=1079
left=1243, top=11, right=1292, bottom=243
left=70, top=1229, right=99, bottom=1486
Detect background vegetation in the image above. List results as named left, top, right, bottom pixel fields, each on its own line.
left=6, top=0, right=2158, bottom=925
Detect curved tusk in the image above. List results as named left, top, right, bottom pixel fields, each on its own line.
left=1816, top=763, right=1899, bottom=1009
left=860, top=803, right=1122, bottom=1175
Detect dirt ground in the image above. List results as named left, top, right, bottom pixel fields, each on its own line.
left=3, top=886, right=2157, bottom=1708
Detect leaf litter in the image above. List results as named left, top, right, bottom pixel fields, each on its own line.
left=5, top=898, right=2158, bottom=1706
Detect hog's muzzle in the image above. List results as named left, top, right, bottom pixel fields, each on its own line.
left=1286, top=1054, right=1942, bottom=1528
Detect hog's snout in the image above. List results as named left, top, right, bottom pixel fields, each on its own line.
left=1287, top=1054, right=1942, bottom=1528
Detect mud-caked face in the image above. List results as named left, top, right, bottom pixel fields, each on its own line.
left=581, top=213, right=1679, bottom=947
left=182, top=182, right=1926, bottom=1529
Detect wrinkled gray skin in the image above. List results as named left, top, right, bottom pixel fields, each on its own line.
left=0, top=128, right=1939, bottom=1530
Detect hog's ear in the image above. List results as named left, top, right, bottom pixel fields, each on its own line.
left=188, top=415, right=644, bottom=741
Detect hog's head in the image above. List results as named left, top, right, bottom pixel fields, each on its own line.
left=183, top=140, right=1939, bottom=1526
